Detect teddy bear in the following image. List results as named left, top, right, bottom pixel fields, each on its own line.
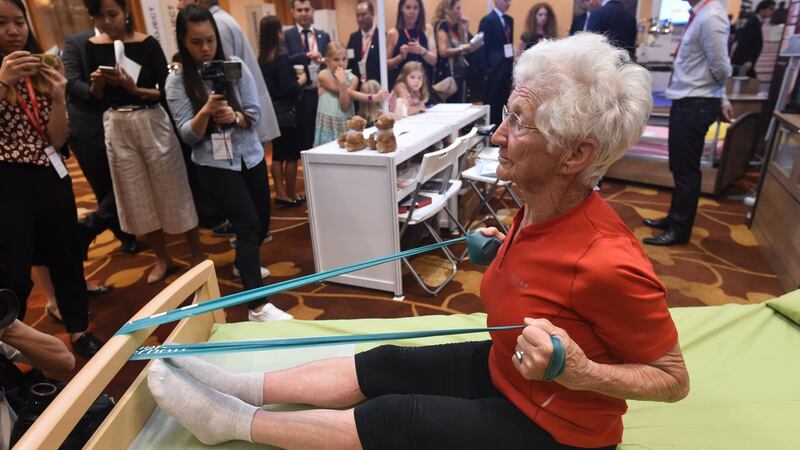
left=337, top=115, right=368, bottom=152
left=366, top=114, right=397, bottom=153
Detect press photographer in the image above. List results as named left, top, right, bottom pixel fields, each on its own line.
left=0, top=289, right=75, bottom=449
left=165, top=5, right=291, bottom=321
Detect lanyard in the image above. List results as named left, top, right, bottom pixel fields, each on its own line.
left=361, top=31, right=374, bottom=62
left=500, top=16, right=511, bottom=43
left=16, top=76, right=46, bottom=140
left=301, top=29, right=317, bottom=53
left=403, top=28, right=418, bottom=43
left=673, top=0, right=713, bottom=58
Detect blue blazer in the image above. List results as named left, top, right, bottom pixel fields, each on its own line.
left=283, top=26, right=331, bottom=86
left=586, top=0, right=637, bottom=59
left=478, top=11, right=513, bottom=76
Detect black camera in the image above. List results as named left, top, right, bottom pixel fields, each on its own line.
left=0, top=289, right=20, bottom=330
left=200, top=60, right=242, bottom=95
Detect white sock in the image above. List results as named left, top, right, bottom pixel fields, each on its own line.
left=165, top=356, right=264, bottom=406
left=148, top=359, right=258, bottom=445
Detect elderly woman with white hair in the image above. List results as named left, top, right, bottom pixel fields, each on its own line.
left=146, top=34, right=688, bottom=450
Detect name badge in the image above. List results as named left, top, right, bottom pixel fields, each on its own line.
left=211, top=131, right=233, bottom=161
left=358, top=60, right=367, bottom=82
left=347, top=48, right=355, bottom=59
left=504, top=43, right=513, bottom=59
left=44, top=145, right=68, bottom=178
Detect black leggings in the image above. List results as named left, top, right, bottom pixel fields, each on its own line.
left=354, top=341, right=616, bottom=450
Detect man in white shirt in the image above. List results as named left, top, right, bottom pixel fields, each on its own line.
left=643, top=0, right=734, bottom=246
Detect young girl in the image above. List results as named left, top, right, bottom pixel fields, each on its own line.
left=359, top=79, right=382, bottom=127
left=314, top=42, right=388, bottom=146
left=392, top=61, right=428, bottom=117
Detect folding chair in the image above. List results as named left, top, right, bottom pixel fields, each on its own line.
left=460, top=146, right=522, bottom=233
left=398, top=137, right=468, bottom=295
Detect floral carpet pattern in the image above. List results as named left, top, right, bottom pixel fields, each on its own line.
left=22, top=158, right=785, bottom=397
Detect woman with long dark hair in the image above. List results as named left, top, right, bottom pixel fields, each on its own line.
left=258, top=15, right=304, bottom=207
left=0, top=0, right=103, bottom=358
left=386, top=0, right=436, bottom=87
left=519, top=3, right=557, bottom=52
left=166, top=5, right=292, bottom=321
left=85, top=0, right=202, bottom=284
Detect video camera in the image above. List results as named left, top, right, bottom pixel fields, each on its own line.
left=0, top=289, right=20, bottom=330
left=200, top=60, right=242, bottom=95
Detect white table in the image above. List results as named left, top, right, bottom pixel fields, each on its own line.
left=302, top=104, right=489, bottom=298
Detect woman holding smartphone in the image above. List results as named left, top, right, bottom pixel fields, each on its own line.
left=86, top=0, right=203, bottom=284
left=0, top=0, right=103, bottom=358
left=166, top=5, right=292, bottom=322
left=386, top=0, right=437, bottom=88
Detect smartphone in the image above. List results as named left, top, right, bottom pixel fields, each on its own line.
left=31, top=54, right=59, bottom=69
left=98, top=65, right=117, bottom=73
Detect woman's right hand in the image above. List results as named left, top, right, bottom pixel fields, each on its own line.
left=89, top=69, right=106, bottom=98
left=399, top=44, right=410, bottom=58
left=200, top=93, right=228, bottom=118
left=477, top=227, right=506, bottom=242
left=0, top=51, right=40, bottom=86
left=333, top=67, right=347, bottom=84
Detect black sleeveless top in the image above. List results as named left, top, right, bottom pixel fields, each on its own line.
left=390, top=28, right=434, bottom=88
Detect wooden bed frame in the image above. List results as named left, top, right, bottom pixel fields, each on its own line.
left=14, top=260, right=226, bottom=450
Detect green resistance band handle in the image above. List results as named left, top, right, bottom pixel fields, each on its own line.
left=543, top=335, right=566, bottom=381
left=130, top=325, right=526, bottom=360
left=117, top=236, right=467, bottom=335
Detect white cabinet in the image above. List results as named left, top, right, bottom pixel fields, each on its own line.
left=302, top=105, right=489, bottom=298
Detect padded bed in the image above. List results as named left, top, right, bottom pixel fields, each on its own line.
left=15, top=262, right=800, bottom=449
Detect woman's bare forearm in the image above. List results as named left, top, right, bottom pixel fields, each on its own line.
left=561, top=344, right=690, bottom=403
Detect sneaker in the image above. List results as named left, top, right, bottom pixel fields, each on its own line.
left=248, top=303, right=293, bottom=322
left=230, top=232, right=272, bottom=248
left=212, top=220, right=235, bottom=237
left=232, top=265, right=270, bottom=279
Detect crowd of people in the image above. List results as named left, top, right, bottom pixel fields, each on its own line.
left=0, top=0, right=751, bottom=446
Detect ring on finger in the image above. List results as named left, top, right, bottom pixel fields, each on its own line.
left=514, top=350, right=524, bottom=364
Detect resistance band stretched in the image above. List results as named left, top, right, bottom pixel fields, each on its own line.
left=117, top=237, right=468, bottom=335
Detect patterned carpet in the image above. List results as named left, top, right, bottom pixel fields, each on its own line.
left=21, top=156, right=785, bottom=399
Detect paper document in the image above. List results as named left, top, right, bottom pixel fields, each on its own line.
left=114, top=40, right=141, bottom=84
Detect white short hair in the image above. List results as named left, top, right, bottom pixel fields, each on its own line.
left=513, top=33, right=652, bottom=186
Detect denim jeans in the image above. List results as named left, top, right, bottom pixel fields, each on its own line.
left=666, top=97, right=721, bottom=237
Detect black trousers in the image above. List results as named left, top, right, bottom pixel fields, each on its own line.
left=195, top=159, right=270, bottom=308
left=354, top=341, right=615, bottom=450
left=69, top=134, right=131, bottom=241
left=297, top=89, right=318, bottom=152
left=484, top=62, right=513, bottom=127
left=666, top=97, right=721, bottom=236
left=0, top=163, right=89, bottom=332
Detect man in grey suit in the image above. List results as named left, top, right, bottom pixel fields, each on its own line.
left=62, top=29, right=138, bottom=255
left=283, top=0, right=331, bottom=151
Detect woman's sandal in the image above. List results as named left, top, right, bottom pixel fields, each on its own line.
left=275, top=198, right=298, bottom=207
left=87, top=283, right=112, bottom=296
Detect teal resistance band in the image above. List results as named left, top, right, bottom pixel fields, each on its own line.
left=117, top=237, right=467, bottom=335
left=130, top=326, right=567, bottom=380
left=130, top=326, right=524, bottom=360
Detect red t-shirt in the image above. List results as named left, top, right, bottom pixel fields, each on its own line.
left=482, top=191, right=678, bottom=448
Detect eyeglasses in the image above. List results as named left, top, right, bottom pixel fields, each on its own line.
left=502, top=105, right=539, bottom=136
